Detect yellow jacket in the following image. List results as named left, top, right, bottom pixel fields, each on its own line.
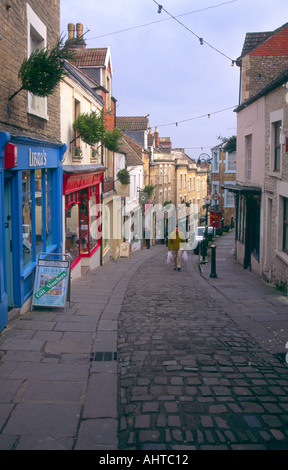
left=168, top=230, right=185, bottom=251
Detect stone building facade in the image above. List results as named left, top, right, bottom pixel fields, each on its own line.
left=211, top=143, right=236, bottom=227
left=0, top=1, right=66, bottom=330
left=225, top=22, right=288, bottom=290
left=263, top=77, right=288, bottom=288
left=0, top=0, right=61, bottom=140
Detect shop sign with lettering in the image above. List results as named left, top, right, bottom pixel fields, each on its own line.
left=29, top=149, right=47, bottom=167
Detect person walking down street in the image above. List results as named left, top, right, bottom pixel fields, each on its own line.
left=168, top=224, right=185, bottom=271
left=145, top=227, right=151, bottom=249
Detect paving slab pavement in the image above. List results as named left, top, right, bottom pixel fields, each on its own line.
left=200, top=230, right=288, bottom=355
left=0, top=246, right=160, bottom=450
left=0, top=232, right=288, bottom=450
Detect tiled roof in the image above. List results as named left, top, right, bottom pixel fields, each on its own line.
left=116, top=116, right=149, bottom=131
left=240, top=32, right=273, bottom=58
left=71, top=48, right=108, bottom=67
left=118, top=135, right=144, bottom=167
left=250, top=23, right=288, bottom=56
left=121, top=132, right=144, bottom=156
left=239, top=22, right=288, bottom=59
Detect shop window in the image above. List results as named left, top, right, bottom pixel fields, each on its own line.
left=22, top=171, right=32, bottom=267
left=65, top=186, right=100, bottom=266
left=89, top=193, right=99, bottom=251
left=66, top=198, right=80, bottom=265
left=46, top=170, right=53, bottom=247
left=35, top=169, right=43, bottom=256
left=22, top=168, right=54, bottom=268
left=236, top=196, right=246, bottom=243
left=80, top=189, right=89, bottom=254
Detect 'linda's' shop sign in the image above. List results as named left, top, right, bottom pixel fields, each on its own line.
left=29, top=148, right=47, bottom=167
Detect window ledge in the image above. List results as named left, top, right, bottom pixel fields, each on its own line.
left=268, top=171, right=282, bottom=179
left=21, top=261, right=37, bottom=280
left=27, top=108, right=49, bottom=121
left=276, top=250, right=288, bottom=266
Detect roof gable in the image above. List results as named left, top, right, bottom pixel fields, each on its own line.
left=71, top=48, right=110, bottom=68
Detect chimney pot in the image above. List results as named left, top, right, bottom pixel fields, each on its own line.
left=68, top=23, right=75, bottom=40
left=154, top=127, right=159, bottom=147
left=76, top=23, right=84, bottom=39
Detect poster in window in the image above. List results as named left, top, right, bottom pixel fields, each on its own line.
left=32, top=260, right=70, bottom=308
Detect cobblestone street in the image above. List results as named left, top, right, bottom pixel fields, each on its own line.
left=1, top=231, right=288, bottom=450
left=118, top=241, right=288, bottom=450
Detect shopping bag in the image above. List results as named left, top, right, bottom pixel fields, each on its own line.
left=166, top=251, right=173, bottom=264
left=182, top=250, right=188, bottom=261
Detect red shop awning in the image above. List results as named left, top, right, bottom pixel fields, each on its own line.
left=63, top=165, right=105, bottom=194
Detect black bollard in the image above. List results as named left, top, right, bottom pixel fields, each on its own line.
left=210, top=245, right=217, bottom=278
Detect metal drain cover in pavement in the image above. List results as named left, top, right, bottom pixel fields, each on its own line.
left=90, top=351, right=117, bottom=362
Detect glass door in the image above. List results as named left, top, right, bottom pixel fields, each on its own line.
left=4, top=179, right=14, bottom=308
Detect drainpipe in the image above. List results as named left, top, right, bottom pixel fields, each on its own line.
left=100, top=144, right=104, bottom=266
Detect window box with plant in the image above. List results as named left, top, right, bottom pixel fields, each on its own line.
left=73, top=146, right=83, bottom=159
left=91, top=148, right=98, bottom=160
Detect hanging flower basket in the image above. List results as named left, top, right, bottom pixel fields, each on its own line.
left=117, top=169, right=130, bottom=185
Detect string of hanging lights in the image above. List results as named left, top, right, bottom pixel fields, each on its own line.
left=150, top=105, right=237, bottom=130
left=152, top=0, right=236, bottom=65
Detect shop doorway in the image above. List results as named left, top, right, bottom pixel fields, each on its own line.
left=4, top=178, right=14, bottom=308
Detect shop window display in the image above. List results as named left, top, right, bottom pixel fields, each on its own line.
left=22, top=171, right=32, bottom=267
left=80, top=189, right=89, bottom=255
left=66, top=202, right=80, bottom=264
left=35, top=169, right=43, bottom=256
left=22, top=169, right=54, bottom=268
left=65, top=185, right=100, bottom=267
left=46, top=170, right=53, bottom=247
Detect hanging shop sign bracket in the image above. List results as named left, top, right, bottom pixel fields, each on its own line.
left=32, top=253, right=72, bottom=310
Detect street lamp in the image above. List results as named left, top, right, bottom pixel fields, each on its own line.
left=197, top=153, right=211, bottom=165
left=197, top=153, right=211, bottom=226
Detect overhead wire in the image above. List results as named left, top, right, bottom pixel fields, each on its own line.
left=151, top=0, right=236, bottom=64
left=150, top=105, right=237, bottom=130
left=87, top=1, right=238, bottom=41
left=85, top=1, right=240, bottom=149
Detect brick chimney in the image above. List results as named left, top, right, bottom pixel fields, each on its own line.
left=154, top=127, right=159, bottom=148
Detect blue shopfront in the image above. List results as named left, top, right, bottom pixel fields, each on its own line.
left=0, top=132, right=66, bottom=331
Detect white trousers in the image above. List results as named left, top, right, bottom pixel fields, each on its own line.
left=172, top=249, right=182, bottom=268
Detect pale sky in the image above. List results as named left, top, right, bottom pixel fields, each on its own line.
left=60, top=0, right=288, bottom=159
